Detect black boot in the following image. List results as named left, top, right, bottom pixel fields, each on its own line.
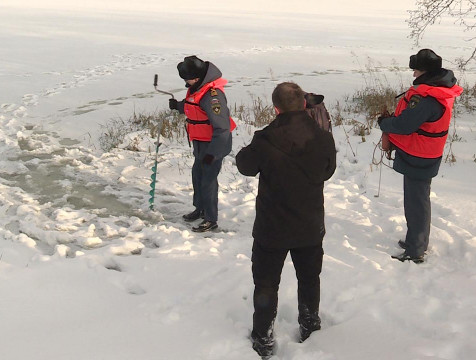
left=298, top=314, right=321, bottom=343
left=250, top=330, right=274, bottom=359
left=391, top=251, right=424, bottom=264
left=182, top=209, right=204, bottom=222
left=192, top=220, right=218, bottom=232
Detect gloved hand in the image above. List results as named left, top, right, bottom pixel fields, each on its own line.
left=169, top=98, right=178, bottom=110
left=377, top=110, right=391, bottom=127
left=202, top=154, right=214, bottom=165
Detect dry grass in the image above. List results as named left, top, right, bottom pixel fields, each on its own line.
left=99, top=69, right=475, bottom=155
left=232, top=95, right=275, bottom=128
left=99, top=110, right=186, bottom=152
left=99, top=97, right=275, bottom=152
left=348, top=86, right=400, bottom=126
left=328, top=58, right=405, bottom=145
left=456, top=81, right=476, bottom=113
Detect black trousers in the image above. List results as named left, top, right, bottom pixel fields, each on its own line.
left=251, top=240, right=324, bottom=338
left=404, top=175, right=432, bottom=257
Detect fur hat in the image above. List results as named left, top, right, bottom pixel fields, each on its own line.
left=409, top=49, right=442, bottom=72
left=177, top=55, right=207, bottom=80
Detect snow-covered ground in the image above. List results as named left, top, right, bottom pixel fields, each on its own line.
left=1, top=2, right=476, bottom=359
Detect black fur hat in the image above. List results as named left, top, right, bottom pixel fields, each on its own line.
left=177, top=55, right=207, bottom=80
left=409, top=49, right=442, bottom=72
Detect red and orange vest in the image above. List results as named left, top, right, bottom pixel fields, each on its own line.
left=184, top=78, right=236, bottom=142
left=389, top=84, right=463, bottom=158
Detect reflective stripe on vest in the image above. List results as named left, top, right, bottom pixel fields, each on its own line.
left=388, top=84, right=463, bottom=158
left=183, top=78, right=236, bottom=142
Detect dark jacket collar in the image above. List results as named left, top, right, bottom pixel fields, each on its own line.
left=413, top=68, right=457, bottom=88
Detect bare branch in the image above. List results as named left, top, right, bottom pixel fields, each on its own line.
left=407, top=0, right=476, bottom=67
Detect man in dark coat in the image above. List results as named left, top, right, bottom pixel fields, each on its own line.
left=236, top=82, right=336, bottom=358
left=378, top=49, right=463, bottom=263
left=170, top=56, right=235, bottom=232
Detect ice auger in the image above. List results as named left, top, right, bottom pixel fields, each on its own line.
left=149, top=74, right=174, bottom=210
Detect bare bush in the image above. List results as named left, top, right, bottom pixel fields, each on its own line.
left=100, top=96, right=275, bottom=152
left=338, top=57, right=404, bottom=131
left=332, top=100, right=345, bottom=126
left=99, top=110, right=186, bottom=152
left=153, top=110, right=187, bottom=140
left=99, top=117, right=138, bottom=152
left=349, top=87, right=400, bottom=127
left=251, top=96, right=275, bottom=128
left=456, top=81, right=476, bottom=112
left=232, top=95, right=275, bottom=128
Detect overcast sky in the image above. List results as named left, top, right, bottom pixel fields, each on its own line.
left=2, top=0, right=416, bottom=16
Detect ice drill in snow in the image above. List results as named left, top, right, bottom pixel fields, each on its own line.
left=149, top=74, right=175, bottom=210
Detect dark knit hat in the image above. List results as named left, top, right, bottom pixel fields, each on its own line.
left=409, top=49, right=442, bottom=72
left=177, top=55, right=207, bottom=80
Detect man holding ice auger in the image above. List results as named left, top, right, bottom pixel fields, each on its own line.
left=169, top=55, right=236, bottom=232
left=378, top=49, right=463, bottom=263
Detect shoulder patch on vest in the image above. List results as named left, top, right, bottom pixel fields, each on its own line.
left=212, top=102, right=221, bottom=115
left=211, top=94, right=221, bottom=114
left=409, top=95, right=421, bottom=109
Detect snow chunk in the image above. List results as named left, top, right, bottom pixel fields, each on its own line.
left=17, top=233, right=36, bottom=248
left=54, top=244, right=71, bottom=257
left=0, top=161, right=29, bottom=175
left=110, top=240, right=144, bottom=256
left=78, top=236, right=103, bottom=248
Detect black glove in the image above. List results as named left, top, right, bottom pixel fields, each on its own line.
left=169, top=98, right=178, bottom=110
left=202, top=154, right=214, bottom=165
left=377, top=110, right=391, bottom=127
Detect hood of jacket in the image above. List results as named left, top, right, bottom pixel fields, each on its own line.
left=188, top=62, right=223, bottom=94
left=413, top=68, right=457, bottom=88
left=256, top=110, right=328, bottom=182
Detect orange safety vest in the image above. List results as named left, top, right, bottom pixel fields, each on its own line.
left=184, top=78, right=236, bottom=142
left=389, top=84, right=463, bottom=158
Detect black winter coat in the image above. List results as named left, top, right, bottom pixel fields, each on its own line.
left=236, top=110, right=336, bottom=249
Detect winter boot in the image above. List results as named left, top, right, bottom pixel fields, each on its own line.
left=298, top=315, right=321, bottom=343
left=182, top=209, right=204, bottom=222
left=192, top=220, right=218, bottom=232
left=250, top=330, right=274, bottom=359
left=391, top=251, right=424, bottom=264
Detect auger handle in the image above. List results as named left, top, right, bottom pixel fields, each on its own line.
left=153, top=74, right=174, bottom=99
